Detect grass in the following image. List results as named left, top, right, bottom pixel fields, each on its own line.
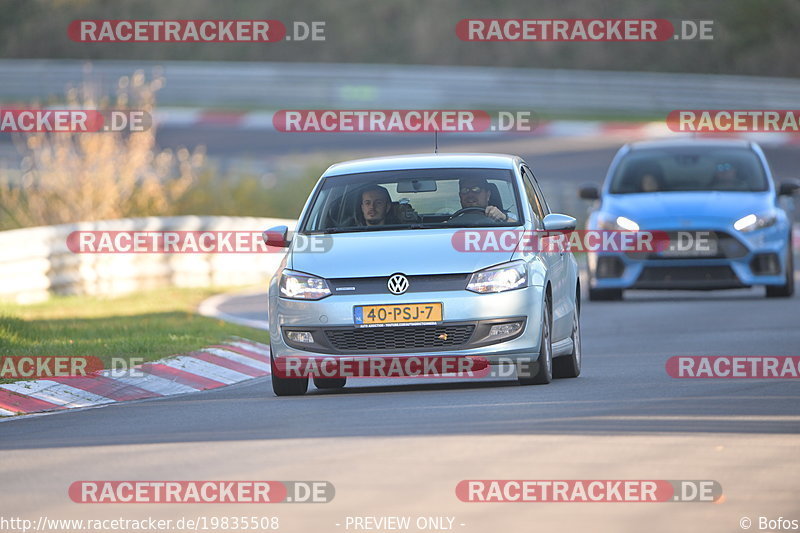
left=0, top=287, right=267, bottom=383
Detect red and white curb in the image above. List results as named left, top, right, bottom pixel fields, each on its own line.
left=0, top=338, right=270, bottom=418
left=153, top=109, right=800, bottom=146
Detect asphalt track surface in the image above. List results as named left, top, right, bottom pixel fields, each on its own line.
left=1, top=130, right=799, bottom=533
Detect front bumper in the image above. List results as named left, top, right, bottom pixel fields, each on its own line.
left=268, top=285, right=545, bottom=364
left=588, top=225, right=790, bottom=290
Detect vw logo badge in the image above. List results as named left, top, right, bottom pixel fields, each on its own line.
left=387, top=274, right=409, bottom=295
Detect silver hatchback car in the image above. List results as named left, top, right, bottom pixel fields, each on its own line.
left=265, top=153, right=582, bottom=395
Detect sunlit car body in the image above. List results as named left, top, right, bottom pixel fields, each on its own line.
left=582, top=139, right=796, bottom=300
left=266, top=153, right=582, bottom=395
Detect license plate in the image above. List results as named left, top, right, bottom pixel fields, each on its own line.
left=354, top=303, right=443, bottom=325
left=660, top=238, right=718, bottom=257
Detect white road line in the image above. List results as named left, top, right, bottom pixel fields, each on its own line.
left=0, top=407, right=17, bottom=416
left=98, top=370, right=200, bottom=395
left=159, top=356, right=254, bottom=384
left=229, top=340, right=271, bottom=357
left=0, top=381, right=113, bottom=407
left=204, top=348, right=270, bottom=372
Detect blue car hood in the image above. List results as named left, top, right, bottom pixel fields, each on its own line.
left=289, top=228, right=515, bottom=278
left=601, top=191, right=774, bottom=227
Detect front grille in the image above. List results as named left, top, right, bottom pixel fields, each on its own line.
left=634, top=265, right=744, bottom=289
left=328, top=274, right=469, bottom=295
left=626, top=230, right=748, bottom=260
left=324, top=324, right=475, bottom=352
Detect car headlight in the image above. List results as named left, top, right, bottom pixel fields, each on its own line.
left=280, top=270, right=331, bottom=300
left=467, top=262, right=527, bottom=294
left=733, top=212, right=777, bottom=232
left=597, top=213, right=640, bottom=232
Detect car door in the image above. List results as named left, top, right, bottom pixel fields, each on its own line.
left=522, top=165, right=571, bottom=341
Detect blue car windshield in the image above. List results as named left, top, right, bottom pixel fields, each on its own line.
left=609, top=148, right=768, bottom=194
left=299, top=168, right=522, bottom=233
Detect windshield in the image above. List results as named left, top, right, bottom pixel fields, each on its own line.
left=609, top=147, right=768, bottom=194
left=299, top=168, right=522, bottom=233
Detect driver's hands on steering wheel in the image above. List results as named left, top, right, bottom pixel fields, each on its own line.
left=484, top=205, right=509, bottom=222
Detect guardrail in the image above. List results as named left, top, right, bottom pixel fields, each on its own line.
left=0, top=216, right=292, bottom=304
left=1, top=60, right=798, bottom=114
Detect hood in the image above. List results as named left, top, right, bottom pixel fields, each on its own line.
left=289, top=228, right=514, bottom=279
left=601, top=191, right=775, bottom=228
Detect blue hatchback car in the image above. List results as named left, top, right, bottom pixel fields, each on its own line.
left=581, top=139, right=797, bottom=300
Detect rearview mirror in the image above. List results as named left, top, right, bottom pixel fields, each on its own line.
left=543, top=213, right=577, bottom=232
left=396, top=179, right=437, bottom=193
left=778, top=179, right=800, bottom=196
left=262, top=225, right=291, bottom=247
left=579, top=185, right=600, bottom=200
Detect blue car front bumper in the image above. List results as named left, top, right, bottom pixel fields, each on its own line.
left=589, top=223, right=790, bottom=290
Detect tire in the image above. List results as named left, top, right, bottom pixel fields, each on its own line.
left=588, top=287, right=623, bottom=301
left=313, top=377, right=347, bottom=389
left=518, top=297, right=553, bottom=385
left=270, top=346, right=308, bottom=396
left=553, top=303, right=581, bottom=379
left=766, top=245, right=794, bottom=298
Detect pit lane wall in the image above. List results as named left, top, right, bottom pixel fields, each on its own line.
left=0, top=216, right=293, bottom=304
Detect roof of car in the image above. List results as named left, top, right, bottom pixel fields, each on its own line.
left=627, top=138, right=753, bottom=151
left=322, top=153, right=520, bottom=176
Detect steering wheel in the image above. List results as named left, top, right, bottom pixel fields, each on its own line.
left=447, top=206, right=493, bottom=223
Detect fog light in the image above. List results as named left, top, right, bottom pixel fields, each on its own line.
left=597, top=256, right=625, bottom=278
left=287, top=331, right=314, bottom=343
left=489, top=322, right=523, bottom=338
left=750, top=253, right=780, bottom=275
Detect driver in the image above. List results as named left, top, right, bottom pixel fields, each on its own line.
left=458, top=177, right=516, bottom=223
left=709, top=162, right=743, bottom=190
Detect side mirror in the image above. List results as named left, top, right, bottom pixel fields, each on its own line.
left=262, top=225, right=291, bottom=247
left=778, top=179, right=800, bottom=196
left=579, top=185, right=600, bottom=200
left=543, top=213, right=577, bottom=232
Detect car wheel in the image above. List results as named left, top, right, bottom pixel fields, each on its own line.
left=518, top=297, right=552, bottom=385
left=766, top=244, right=794, bottom=298
left=553, top=304, right=581, bottom=379
left=270, top=345, right=309, bottom=396
left=588, top=287, right=623, bottom=301
left=313, top=377, right=347, bottom=389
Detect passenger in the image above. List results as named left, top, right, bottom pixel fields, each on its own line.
left=358, top=185, right=394, bottom=226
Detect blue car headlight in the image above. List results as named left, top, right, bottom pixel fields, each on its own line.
left=467, top=261, right=527, bottom=294
left=280, top=270, right=331, bottom=300
left=597, top=213, right=640, bottom=232
left=733, top=211, right=777, bottom=232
